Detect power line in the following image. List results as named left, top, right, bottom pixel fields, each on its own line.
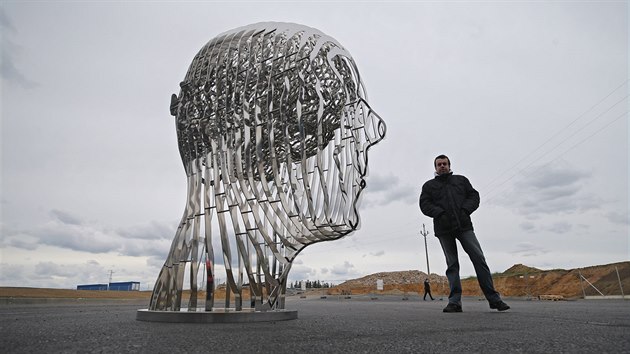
left=529, top=110, right=627, bottom=177
left=480, top=79, right=628, bottom=193
left=481, top=80, right=628, bottom=201
left=484, top=109, right=627, bottom=205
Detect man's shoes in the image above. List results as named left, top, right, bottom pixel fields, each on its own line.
left=443, top=303, right=463, bottom=313
left=490, top=300, right=510, bottom=311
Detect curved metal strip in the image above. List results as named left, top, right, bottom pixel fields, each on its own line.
left=150, top=22, right=386, bottom=312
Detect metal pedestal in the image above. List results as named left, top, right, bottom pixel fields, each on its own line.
left=136, top=308, right=298, bottom=323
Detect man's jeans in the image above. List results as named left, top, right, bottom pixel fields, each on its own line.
left=437, top=230, right=501, bottom=305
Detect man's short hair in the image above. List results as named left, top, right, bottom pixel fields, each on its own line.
left=434, top=154, right=450, bottom=168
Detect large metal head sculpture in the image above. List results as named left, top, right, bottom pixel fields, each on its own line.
left=150, top=22, right=386, bottom=312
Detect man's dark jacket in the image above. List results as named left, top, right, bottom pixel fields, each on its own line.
left=419, top=172, right=480, bottom=237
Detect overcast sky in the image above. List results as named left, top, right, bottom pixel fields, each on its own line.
left=1, top=1, right=628, bottom=290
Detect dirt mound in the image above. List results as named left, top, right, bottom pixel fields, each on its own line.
left=328, top=261, right=629, bottom=298
left=329, top=270, right=448, bottom=295
left=502, top=264, right=543, bottom=275
left=488, top=262, right=630, bottom=298
left=337, top=270, right=440, bottom=287
left=458, top=261, right=628, bottom=298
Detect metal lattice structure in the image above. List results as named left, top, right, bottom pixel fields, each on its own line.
left=149, top=22, right=386, bottom=312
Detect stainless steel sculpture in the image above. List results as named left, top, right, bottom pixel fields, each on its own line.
left=149, top=22, right=386, bottom=313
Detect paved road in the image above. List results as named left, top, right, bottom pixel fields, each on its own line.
left=1, top=295, right=628, bottom=353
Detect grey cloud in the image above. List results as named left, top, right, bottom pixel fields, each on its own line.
left=50, top=209, right=83, bottom=225
left=545, top=221, right=572, bottom=234
left=519, top=221, right=536, bottom=232
left=330, top=261, right=359, bottom=277
left=146, top=256, right=166, bottom=269
left=575, top=224, right=590, bottom=232
left=606, top=211, right=629, bottom=225
left=366, top=173, right=400, bottom=193
left=0, top=263, right=26, bottom=285
left=6, top=238, right=38, bottom=250
left=386, top=186, right=418, bottom=205
left=29, top=260, right=110, bottom=287
left=0, top=11, right=38, bottom=89
left=524, top=194, right=599, bottom=215
left=523, top=168, right=590, bottom=189
left=35, top=261, right=78, bottom=278
left=118, top=238, right=171, bottom=258
left=537, top=184, right=581, bottom=202
left=4, top=211, right=175, bottom=259
left=288, top=265, right=317, bottom=282
left=364, top=173, right=417, bottom=208
left=0, top=8, right=16, bottom=33
left=511, top=242, right=548, bottom=257
left=1, top=52, right=39, bottom=89
left=519, top=217, right=591, bottom=235
left=501, top=161, right=597, bottom=216
left=117, top=221, right=173, bottom=240
left=0, top=224, right=29, bottom=249
left=34, top=223, right=121, bottom=254
left=370, top=250, right=385, bottom=257
left=519, top=219, right=588, bottom=236
left=323, top=261, right=363, bottom=282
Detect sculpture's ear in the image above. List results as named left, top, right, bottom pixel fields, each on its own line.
left=169, top=94, right=179, bottom=116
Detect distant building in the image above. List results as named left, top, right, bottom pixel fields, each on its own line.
left=76, top=281, right=140, bottom=291
left=77, top=284, right=108, bottom=291
left=108, top=281, right=141, bottom=291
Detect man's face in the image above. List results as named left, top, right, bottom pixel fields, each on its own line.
left=435, top=158, right=450, bottom=175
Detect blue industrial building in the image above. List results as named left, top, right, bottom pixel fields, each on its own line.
left=108, top=281, right=140, bottom=291
left=77, top=284, right=108, bottom=291
left=77, top=281, right=140, bottom=291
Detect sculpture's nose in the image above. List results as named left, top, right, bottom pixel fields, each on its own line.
left=356, top=97, right=386, bottom=148
left=365, top=109, right=386, bottom=146
left=349, top=100, right=386, bottom=178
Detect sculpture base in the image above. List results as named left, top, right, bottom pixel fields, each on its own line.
left=136, top=308, right=298, bottom=323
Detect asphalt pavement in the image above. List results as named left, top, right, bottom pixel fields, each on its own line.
left=1, top=295, right=629, bottom=353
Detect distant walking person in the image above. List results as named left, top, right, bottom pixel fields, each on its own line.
left=419, top=155, right=510, bottom=313
left=423, top=278, right=434, bottom=300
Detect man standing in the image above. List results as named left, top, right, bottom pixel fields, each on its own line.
left=423, top=278, right=434, bottom=301
left=419, top=155, right=509, bottom=313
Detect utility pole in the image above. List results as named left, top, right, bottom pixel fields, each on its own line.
left=420, top=224, right=430, bottom=278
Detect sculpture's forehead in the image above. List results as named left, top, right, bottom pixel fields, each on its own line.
left=202, top=22, right=346, bottom=57
left=213, top=22, right=338, bottom=43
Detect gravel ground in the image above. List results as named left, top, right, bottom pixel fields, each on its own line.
left=1, top=295, right=629, bottom=353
